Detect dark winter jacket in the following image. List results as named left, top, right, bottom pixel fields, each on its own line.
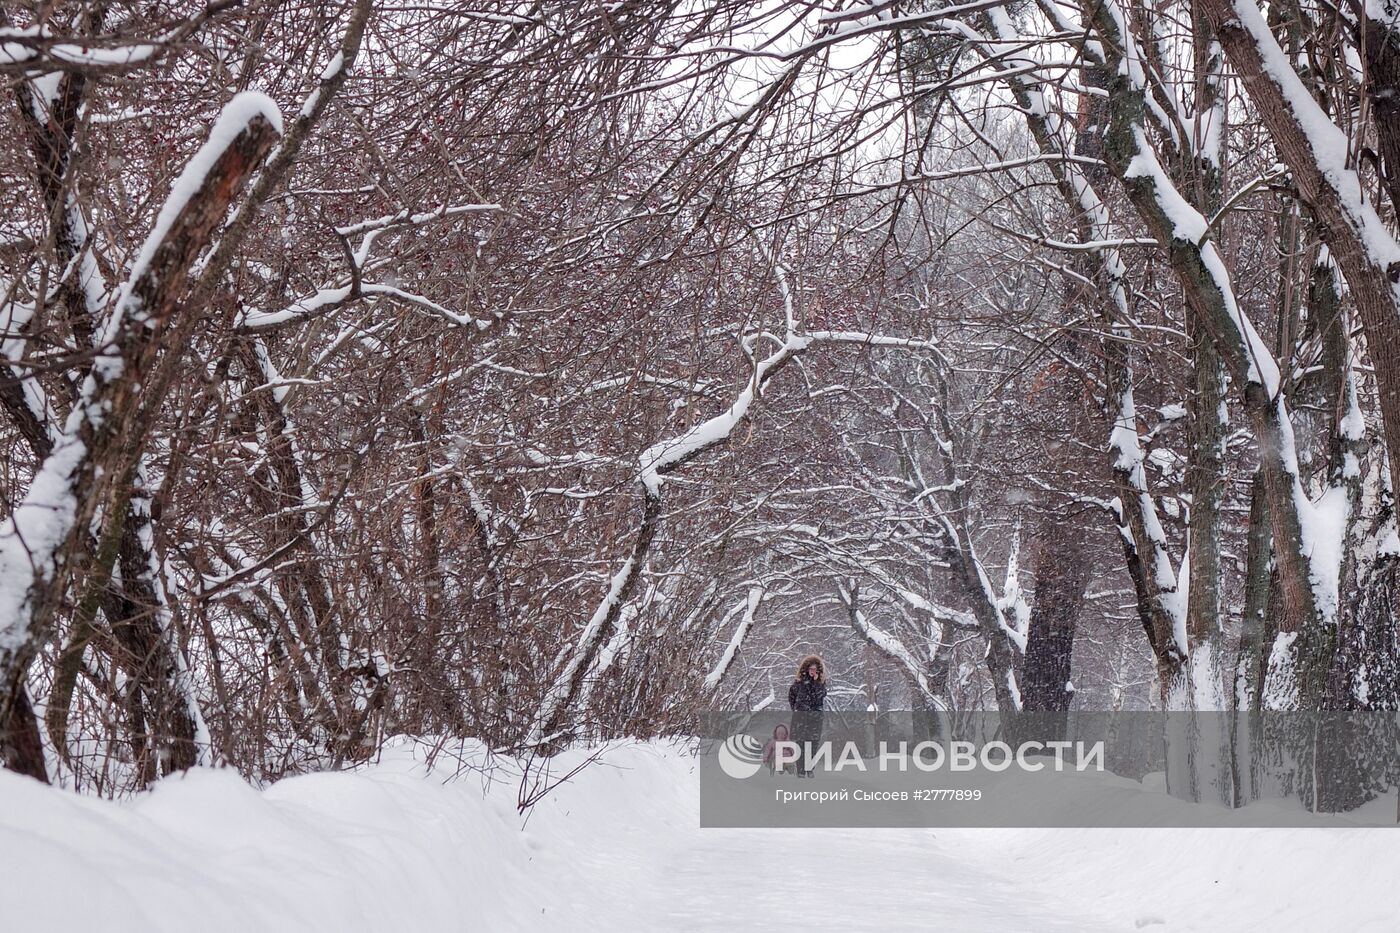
left=788, top=655, right=828, bottom=752
left=788, top=677, right=827, bottom=712
left=788, top=654, right=828, bottom=712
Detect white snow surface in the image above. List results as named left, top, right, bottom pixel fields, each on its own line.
left=3, top=738, right=1398, bottom=932
left=94, top=90, right=283, bottom=382
left=703, top=586, right=763, bottom=690
left=126, top=92, right=282, bottom=291
left=130, top=91, right=282, bottom=288
left=0, top=27, right=159, bottom=69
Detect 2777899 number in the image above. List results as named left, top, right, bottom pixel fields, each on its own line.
left=912, top=789, right=982, bottom=802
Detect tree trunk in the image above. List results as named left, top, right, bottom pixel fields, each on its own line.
left=1201, top=0, right=1400, bottom=510
left=1021, top=517, right=1090, bottom=717
left=1, top=686, right=47, bottom=783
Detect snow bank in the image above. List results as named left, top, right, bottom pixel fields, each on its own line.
left=2, top=739, right=1397, bottom=932
left=0, top=739, right=691, bottom=933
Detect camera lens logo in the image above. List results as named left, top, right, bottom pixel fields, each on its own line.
left=717, top=733, right=765, bottom=779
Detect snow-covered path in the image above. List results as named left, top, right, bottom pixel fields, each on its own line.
left=5, top=739, right=1398, bottom=932
left=503, top=744, right=1397, bottom=933
left=594, top=825, right=1116, bottom=932
left=544, top=756, right=1120, bottom=932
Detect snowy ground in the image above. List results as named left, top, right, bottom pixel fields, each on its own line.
left=2, top=740, right=1397, bottom=932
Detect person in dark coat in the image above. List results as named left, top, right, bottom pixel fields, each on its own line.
left=788, top=655, right=827, bottom=778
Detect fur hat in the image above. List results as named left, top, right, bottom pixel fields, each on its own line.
left=795, top=655, right=826, bottom=683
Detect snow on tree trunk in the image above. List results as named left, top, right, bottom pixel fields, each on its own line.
left=0, top=92, right=282, bottom=763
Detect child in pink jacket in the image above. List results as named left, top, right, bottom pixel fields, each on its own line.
left=762, top=723, right=792, bottom=774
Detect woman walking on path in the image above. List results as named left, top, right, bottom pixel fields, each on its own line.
left=788, top=655, right=827, bottom=778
